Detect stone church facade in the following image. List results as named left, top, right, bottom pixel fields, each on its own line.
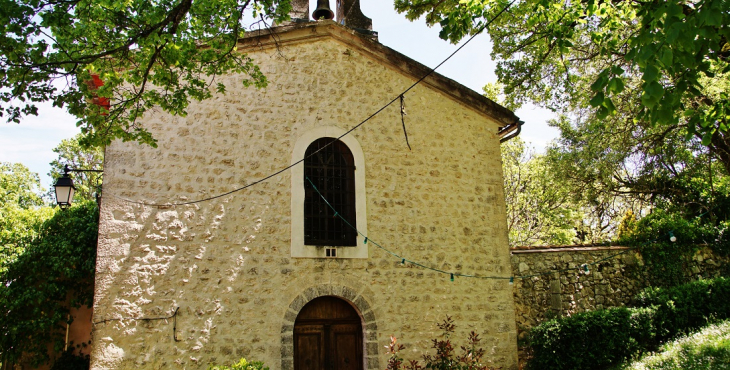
left=91, top=5, right=522, bottom=370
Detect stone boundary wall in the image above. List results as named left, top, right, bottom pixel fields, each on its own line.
left=510, top=245, right=728, bottom=343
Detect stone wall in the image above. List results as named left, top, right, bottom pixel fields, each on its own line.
left=510, top=245, right=729, bottom=342
left=91, top=22, right=519, bottom=370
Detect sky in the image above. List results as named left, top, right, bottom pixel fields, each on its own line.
left=0, top=0, right=558, bottom=191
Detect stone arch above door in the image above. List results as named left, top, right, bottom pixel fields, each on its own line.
left=281, top=285, right=379, bottom=370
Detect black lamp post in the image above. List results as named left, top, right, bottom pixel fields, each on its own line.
left=53, top=165, right=103, bottom=209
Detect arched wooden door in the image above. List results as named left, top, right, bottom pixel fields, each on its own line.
left=294, top=296, right=363, bottom=370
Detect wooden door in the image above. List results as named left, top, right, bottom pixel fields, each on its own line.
left=295, top=324, right=325, bottom=370
left=294, top=297, right=363, bottom=370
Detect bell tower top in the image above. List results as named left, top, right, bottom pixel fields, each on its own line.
left=284, top=0, right=373, bottom=35
left=336, top=0, right=372, bottom=31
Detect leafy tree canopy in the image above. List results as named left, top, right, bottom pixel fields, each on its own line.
left=0, top=163, right=53, bottom=267
left=502, top=137, right=645, bottom=246
left=463, top=0, right=730, bottom=245
left=0, top=162, right=45, bottom=209
left=0, top=205, right=55, bottom=275
left=1, top=0, right=292, bottom=147
left=396, top=0, right=730, bottom=169
left=502, top=138, right=578, bottom=246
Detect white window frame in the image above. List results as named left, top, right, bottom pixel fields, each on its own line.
left=291, top=126, right=368, bottom=258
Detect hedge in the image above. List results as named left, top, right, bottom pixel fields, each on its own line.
left=633, top=277, right=730, bottom=343
left=526, top=277, right=730, bottom=370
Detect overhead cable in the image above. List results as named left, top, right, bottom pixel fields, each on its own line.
left=112, top=0, right=519, bottom=207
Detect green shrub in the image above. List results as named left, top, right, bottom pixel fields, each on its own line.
left=527, top=277, right=730, bottom=370
left=385, top=316, right=498, bottom=370
left=633, top=277, right=730, bottom=343
left=50, top=351, right=89, bottom=370
left=620, top=209, right=714, bottom=287
left=207, top=358, right=268, bottom=370
left=526, top=307, right=656, bottom=370
left=0, top=201, right=98, bottom=367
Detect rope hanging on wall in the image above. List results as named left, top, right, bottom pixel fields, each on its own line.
left=400, top=94, right=411, bottom=150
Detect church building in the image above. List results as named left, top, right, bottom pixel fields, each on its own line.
left=90, top=1, right=522, bottom=369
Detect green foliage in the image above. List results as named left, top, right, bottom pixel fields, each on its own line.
left=207, top=358, right=269, bottom=370
left=481, top=82, right=504, bottom=103
left=0, top=201, right=98, bottom=367
left=634, top=278, right=730, bottom=344
left=527, top=307, right=656, bottom=370
left=394, top=0, right=730, bottom=163
left=620, top=209, right=715, bottom=287
left=47, top=134, right=104, bottom=202
left=502, top=138, right=581, bottom=246
left=543, top=96, right=730, bottom=246
left=617, top=210, right=638, bottom=240
left=385, top=316, right=497, bottom=370
left=502, top=137, right=640, bottom=245
left=713, top=221, right=730, bottom=257
left=527, top=278, right=730, bottom=370
left=0, top=162, right=55, bottom=274
left=619, top=319, right=730, bottom=370
left=1, top=0, right=292, bottom=147
left=0, top=205, right=55, bottom=274
left=1, top=162, right=45, bottom=209
left=50, top=351, right=90, bottom=370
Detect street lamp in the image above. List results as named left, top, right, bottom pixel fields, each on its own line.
left=54, top=167, right=76, bottom=209
left=53, top=165, right=103, bottom=209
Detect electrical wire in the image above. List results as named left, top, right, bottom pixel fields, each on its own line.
left=93, top=307, right=182, bottom=341
left=111, top=0, right=519, bottom=207
left=101, top=1, right=706, bottom=282
left=93, top=306, right=179, bottom=325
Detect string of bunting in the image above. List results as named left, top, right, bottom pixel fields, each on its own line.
left=305, top=176, right=700, bottom=283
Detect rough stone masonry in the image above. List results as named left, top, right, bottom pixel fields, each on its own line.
left=91, top=21, right=520, bottom=370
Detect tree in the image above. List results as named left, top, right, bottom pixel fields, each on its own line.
left=0, top=201, right=98, bottom=368
left=48, top=134, right=104, bottom=202
left=502, top=138, right=641, bottom=246
left=0, top=163, right=97, bottom=367
left=0, top=163, right=53, bottom=271
left=502, top=138, right=578, bottom=246
left=0, top=162, right=45, bottom=209
left=0, top=205, right=54, bottom=273
left=547, top=108, right=730, bottom=223
left=1, top=0, right=292, bottom=147
left=394, top=0, right=730, bottom=170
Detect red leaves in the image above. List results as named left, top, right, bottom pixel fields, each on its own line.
left=385, top=317, right=499, bottom=370
left=86, top=74, right=109, bottom=114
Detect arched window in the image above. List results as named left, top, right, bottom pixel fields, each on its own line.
left=304, top=138, right=357, bottom=246
left=290, top=126, right=367, bottom=258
